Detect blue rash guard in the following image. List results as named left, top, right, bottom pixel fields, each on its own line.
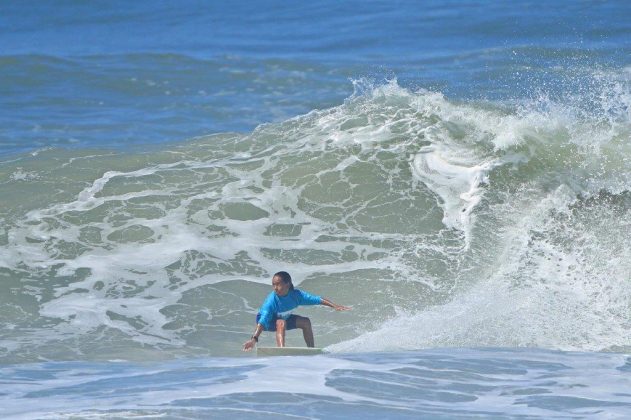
left=257, top=289, right=322, bottom=330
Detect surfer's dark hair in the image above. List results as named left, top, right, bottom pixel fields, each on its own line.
left=274, top=271, right=294, bottom=291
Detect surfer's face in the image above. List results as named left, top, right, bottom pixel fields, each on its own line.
left=272, top=275, right=290, bottom=297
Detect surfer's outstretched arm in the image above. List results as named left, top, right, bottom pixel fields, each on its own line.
left=320, top=298, right=351, bottom=311
left=242, top=323, right=264, bottom=351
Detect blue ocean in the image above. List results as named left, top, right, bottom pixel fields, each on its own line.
left=1, top=1, right=631, bottom=418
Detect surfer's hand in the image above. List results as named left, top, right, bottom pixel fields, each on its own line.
left=242, top=338, right=256, bottom=351
left=321, top=298, right=351, bottom=311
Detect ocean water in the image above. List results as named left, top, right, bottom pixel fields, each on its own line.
left=2, top=349, right=631, bottom=419
left=1, top=0, right=631, bottom=418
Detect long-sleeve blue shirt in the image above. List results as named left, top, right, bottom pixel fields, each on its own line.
left=257, top=289, right=322, bottom=329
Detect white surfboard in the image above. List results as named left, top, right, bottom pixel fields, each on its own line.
left=256, top=346, right=324, bottom=357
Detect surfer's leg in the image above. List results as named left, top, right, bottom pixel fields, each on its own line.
left=295, top=316, right=314, bottom=348
left=275, top=318, right=286, bottom=347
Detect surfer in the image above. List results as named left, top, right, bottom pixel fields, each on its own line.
left=242, top=271, right=350, bottom=351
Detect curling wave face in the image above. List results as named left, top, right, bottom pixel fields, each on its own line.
left=1, top=77, right=630, bottom=363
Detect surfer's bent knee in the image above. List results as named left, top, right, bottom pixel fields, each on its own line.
left=296, top=316, right=311, bottom=328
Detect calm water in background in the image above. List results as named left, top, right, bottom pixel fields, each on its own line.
left=3, top=1, right=629, bottom=156
left=1, top=1, right=631, bottom=418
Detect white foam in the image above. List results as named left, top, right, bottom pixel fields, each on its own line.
left=412, top=145, right=496, bottom=243
left=9, top=168, right=39, bottom=181
left=330, top=184, right=631, bottom=353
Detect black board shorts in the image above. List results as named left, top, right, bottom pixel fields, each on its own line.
left=256, top=313, right=298, bottom=331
